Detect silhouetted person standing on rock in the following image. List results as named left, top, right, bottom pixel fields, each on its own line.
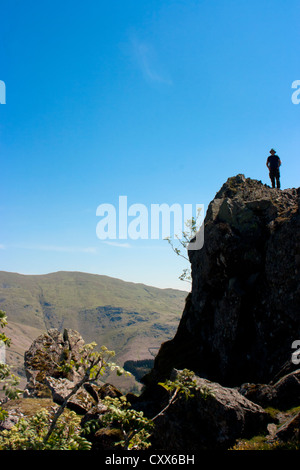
left=266, top=149, right=281, bottom=189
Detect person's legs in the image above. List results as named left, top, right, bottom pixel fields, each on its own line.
left=269, top=171, right=275, bottom=188
left=275, top=170, right=281, bottom=189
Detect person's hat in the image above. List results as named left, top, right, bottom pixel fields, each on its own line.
left=270, top=148, right=276, bottom=153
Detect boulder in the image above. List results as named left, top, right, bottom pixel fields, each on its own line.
left=0, top=408, right=24, bottom=431
left=239, top=370, right=300, bottom=410
left=22, top=328, right=124, bottom=416
left=23, top=329, right=65, bottom=398
left=150, top=369, right=272, bottom=451
left=44, top=376, right=97, bottom=414
left=23, top=328, right=88, bottom=398
left=97, top=383, right=123, bottom=400
left=275, top=411, right=300, bottom=443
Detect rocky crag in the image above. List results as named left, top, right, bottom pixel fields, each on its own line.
left=143, top=174, right=300, bottom=389
left=1, top=175, right=299, bottom=450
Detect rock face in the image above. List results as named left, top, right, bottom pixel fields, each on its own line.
left=144, top=175, right=300, bottom=388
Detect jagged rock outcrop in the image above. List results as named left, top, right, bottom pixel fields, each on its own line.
left=143, top=175, right=300, bottom=389
left=23, top=328, right=124, bottom=415
left=23, top=329, right=87, bottom=399
left=149, top=369, right=271, bottom=451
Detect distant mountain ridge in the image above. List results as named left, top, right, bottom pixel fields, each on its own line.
left=0, top=271, right=187, bottom=391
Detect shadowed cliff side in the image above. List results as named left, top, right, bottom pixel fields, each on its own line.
left=142, top=174, right=300, bottom=390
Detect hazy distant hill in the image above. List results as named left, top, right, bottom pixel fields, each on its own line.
left=0, top=271, right=187, bottom=391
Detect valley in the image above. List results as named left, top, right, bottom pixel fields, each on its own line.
left=0, top=270, right=187, bottom=392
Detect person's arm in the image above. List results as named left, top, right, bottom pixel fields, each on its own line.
left=278, top=158, right=282, bottom=167
left=266, top=158, right=270, bottom=168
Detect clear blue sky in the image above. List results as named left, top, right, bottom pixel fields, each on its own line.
left=1, top=0, right=299, bottom=291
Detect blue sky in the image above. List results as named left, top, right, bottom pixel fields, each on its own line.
left=1, top=0, right=299, bottom=291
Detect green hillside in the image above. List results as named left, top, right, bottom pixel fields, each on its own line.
left=0, top=271, right=187, bottom=392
